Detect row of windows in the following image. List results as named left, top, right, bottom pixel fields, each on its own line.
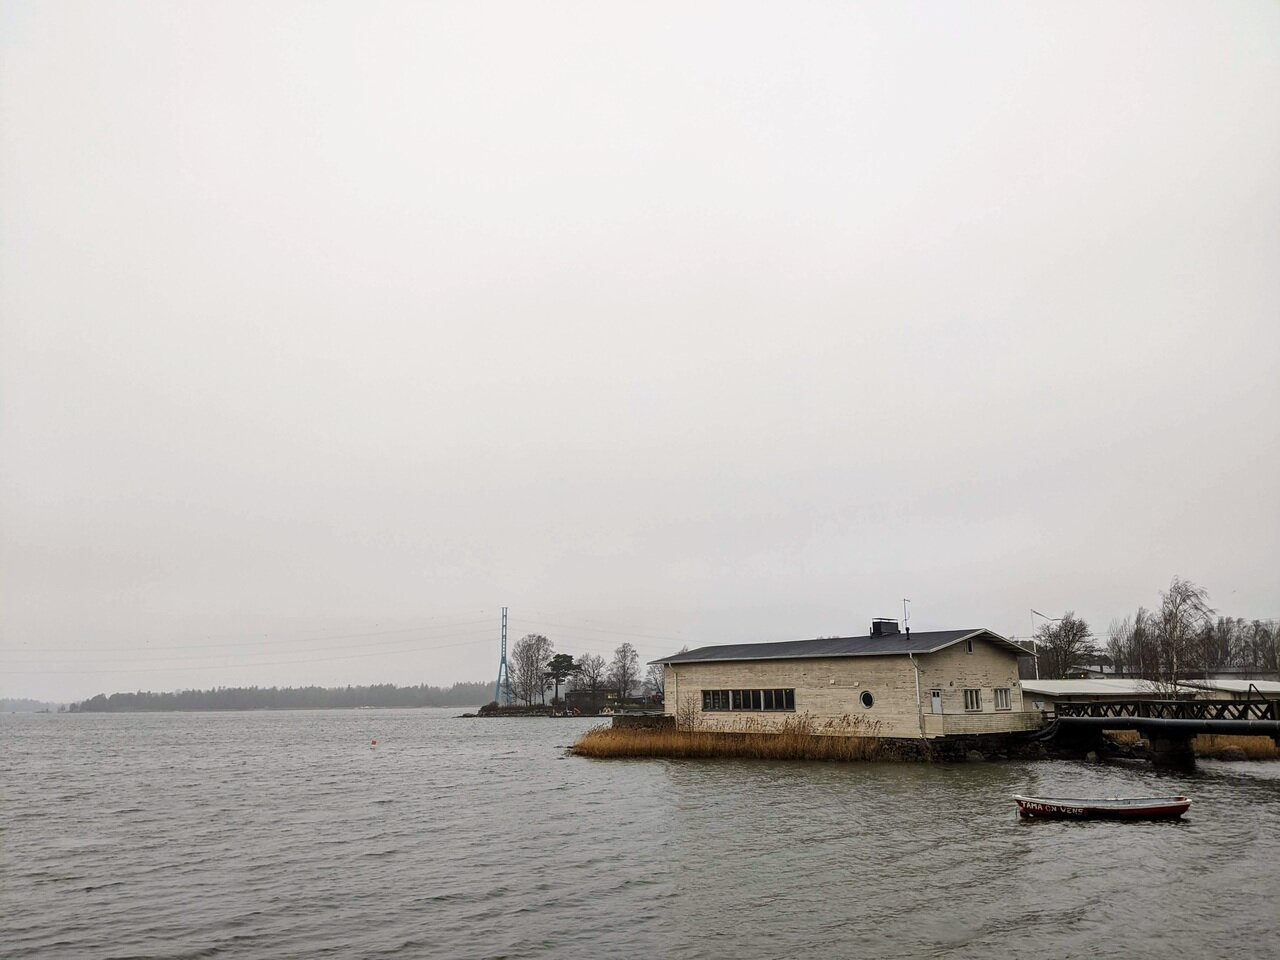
left=960, top=688, right=1013, bottom=711
left=698, top=687, right=1013, bottom=713
left=702, top=688, right=796, bottom=712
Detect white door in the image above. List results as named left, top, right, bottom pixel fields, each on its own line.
left=930, top=690, right=942, bottom=714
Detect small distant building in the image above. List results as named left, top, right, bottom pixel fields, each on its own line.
left=564, top=687, right=613, bottom=715
left=1194, top=667, right=1280, bottom=682
left=1021, top=678, right=1169, bottom=715
left=1179, top=678, right=1280, bottom=701
left=1020, top=677, right=1280, bottom=713
left=564, top=683, right=651, bottom=715
left=1067, top=662, right=1119, bottom=678
left=653, top=620, right=1040, bottom=740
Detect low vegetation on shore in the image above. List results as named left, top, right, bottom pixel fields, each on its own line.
left=1192, top=734, right=1279, bottom=760
left=1106, top=729, right=1278, bottom=760
left=572, top=713, right=885, bottom=762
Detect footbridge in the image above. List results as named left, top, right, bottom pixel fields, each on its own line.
left=1050, top=698, right=1280, bottom=768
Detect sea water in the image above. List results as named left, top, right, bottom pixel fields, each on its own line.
left=4, top=709, right=1278, bottom=959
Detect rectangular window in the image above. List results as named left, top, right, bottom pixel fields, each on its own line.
left=994, top=688, right=1011, bottom=711
left=963, top=688, right=982, bottom=711
left=701, top=688, right=795, bottom=712
left=760, top=689, right=796, bottom=710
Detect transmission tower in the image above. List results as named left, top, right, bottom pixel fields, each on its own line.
left=493, top=606, right=511, bottom=705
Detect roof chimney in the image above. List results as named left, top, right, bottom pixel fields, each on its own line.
left=870, top=618, right=900, bottom=638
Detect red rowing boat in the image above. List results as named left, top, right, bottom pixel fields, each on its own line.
left=1014, top=794, right=1191, bottom=820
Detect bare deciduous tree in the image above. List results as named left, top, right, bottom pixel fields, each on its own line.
left=1097, top=582, right=1273, bottom=689
left=1149, top=577, right=1214, bottom=695
left=608, top=642, right=640, bottom=703
left=574, top=652, right=607, bottom=710
left=1105, top=617, right=1131, bottom=675
left=510, top=633, right=553, bottom=705
left=1034, top=612, right=1096, bottom=679
left=1196, top=616, right=1237, bottom=677
left=1248, top=619, right=1279, bottom=675
left=645, top=662, right=665, bottom=698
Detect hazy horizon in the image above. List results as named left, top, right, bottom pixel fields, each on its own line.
left=4, top=1, right=1278, bottom=702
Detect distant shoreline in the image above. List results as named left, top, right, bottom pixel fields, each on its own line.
left=8, top=704, right=483, bottom=715
left=62, top=681, right=492, bottom=713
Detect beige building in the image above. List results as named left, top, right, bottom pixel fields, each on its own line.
left=655, top=621, right=1041, bottom=740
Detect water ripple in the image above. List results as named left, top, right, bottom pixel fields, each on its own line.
left=4, top=711, right=1278, bottom=958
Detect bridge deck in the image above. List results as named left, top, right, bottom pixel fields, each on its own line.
left=1053, top=699, right=1280, bottom=737
left=1055, top=699, right=1278, bottom=721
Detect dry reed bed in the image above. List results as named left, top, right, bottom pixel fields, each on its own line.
left=1105, top=729, right=1278, bottom=760
left=572, top=715, right=884, bottom=762
left=1193, top=734, right=1279, bottom=760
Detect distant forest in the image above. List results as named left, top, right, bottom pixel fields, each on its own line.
left=68, top=681, right=492, bottom=712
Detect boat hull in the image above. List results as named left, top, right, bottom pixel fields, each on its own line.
left=1014, top=795, right=1191, bottom=820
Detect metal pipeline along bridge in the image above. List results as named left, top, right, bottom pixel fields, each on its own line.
left=1040, top=697, right=1280, bottom=768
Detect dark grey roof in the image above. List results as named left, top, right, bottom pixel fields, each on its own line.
left=652, top=629, right=1022, bottom=665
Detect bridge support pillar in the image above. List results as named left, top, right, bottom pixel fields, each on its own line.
left=1149, top=733, right=1195, bottom=770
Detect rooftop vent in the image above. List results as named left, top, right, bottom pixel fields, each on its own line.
left=870, top=618, right=900, bottom=637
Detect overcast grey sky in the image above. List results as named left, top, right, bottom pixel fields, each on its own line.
left=2, top=1, right=1277, bottom=702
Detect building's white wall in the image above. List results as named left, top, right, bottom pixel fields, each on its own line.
left=666, top=654, right=919, bottom=737
left=663, top=636, right=1032, bottom=739
left=929, top=712, right=1043, bottom=735
left=914, top=637, right=1025, bottom=715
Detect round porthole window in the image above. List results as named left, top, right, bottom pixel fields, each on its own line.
left=860, top=691, right=874, bottom=708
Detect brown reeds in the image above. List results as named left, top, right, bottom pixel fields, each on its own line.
left=1104, top=729, right=1278, bottom=760
left=570, top=712, right=885, bottom=762
left=1103, top=730, right=1141, bottom=744
left=1192, top=734, right=1279, bottom=760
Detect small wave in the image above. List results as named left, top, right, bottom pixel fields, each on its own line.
left=83, top=881, right=126, bottom=892
left=29, top=872, right=85, bottom=885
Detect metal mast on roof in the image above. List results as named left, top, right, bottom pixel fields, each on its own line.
left=903, top=598, right=910, bottom=638
left=493, top=606, right=511, bottom=705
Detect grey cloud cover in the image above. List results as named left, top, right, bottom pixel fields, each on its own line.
left=2, top=1, right=1277, bottom=701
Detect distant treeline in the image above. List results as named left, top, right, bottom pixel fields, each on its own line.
left=68, top=681, right=492, bottom=712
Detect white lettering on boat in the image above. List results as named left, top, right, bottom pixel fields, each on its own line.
left=1022, top=801, right=1086, bottom=815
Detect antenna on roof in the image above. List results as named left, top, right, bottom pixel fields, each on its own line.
left=903, top=598, right=911, bottom=638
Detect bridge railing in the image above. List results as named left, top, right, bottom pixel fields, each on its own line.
left=1055, top=699, right=1278, bottom=721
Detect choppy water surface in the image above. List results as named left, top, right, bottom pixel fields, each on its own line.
left=3, top=710, right=1278, bottom=959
